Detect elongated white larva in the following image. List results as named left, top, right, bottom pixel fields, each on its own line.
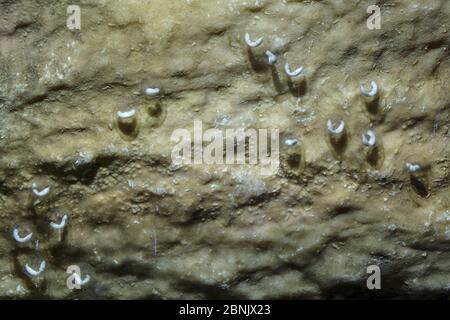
left=31, top=182, right=50, bottom=197
left=12, top=229, right=33, bottom=243
left=360, top=81, right=378, bottom=97
left=117, top=108, right=136, bottom=119
left=25, top=261, right=46, bottom=277
left=265, top=51, right=277, bottom=65
left=362, top=130, right=376, bottom=146
left=327, top=120, right=345, bottom=135
left=284, top=63, right=303, bottom=77
left=74, top=273, right=91, bottom=286
left=145, top=87, right=160, bottom=96
left=284, top=138, right=298, bottom=146
left=244, top=33, right=263, bottom=48
left=50, top=214, right=68, bottom=230
left=406, top=162, right=421, bottom=173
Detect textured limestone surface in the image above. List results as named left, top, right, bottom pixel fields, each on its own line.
left=0, top=0, right=449, bottom=299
